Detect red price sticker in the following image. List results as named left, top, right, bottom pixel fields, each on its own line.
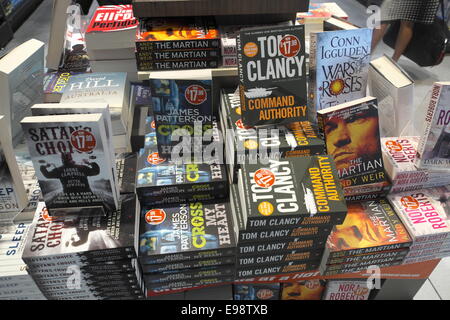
left=41, top=207, right=56, bottom=222
left=385, top=140, right=403, bottom=152
left=256, top=289, right=274, bottom=300
left=151, top=120, right=156, bottom=129
left=253, top=169, right=276, bottom=188
left=185, top=85, right=207, bottom=105
left=235, top=119, right=252, bottom=130
left=401, top=196, right=419, bottom=210
left=145, top=209, right=166, bottom=225
left=279, top=35, right=301, bottom=58
left=70, top=130, right=96, bottom=153
left=147, top=152, right=166, bottom=165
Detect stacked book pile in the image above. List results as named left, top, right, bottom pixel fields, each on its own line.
left=0, top=221, right=45, bottom=300
left=381, top=136, right=450, bottom=193
left=135, top=17, right=221, bottom=71
left=388, top=186, right=450, bottom=265
left=85, top=5, right=139, bottom=81
left=234, top=155, right=347, bottom=279
left=319, top=199, right=412, bottom=276
left=22, top=199, right=145, bottom=300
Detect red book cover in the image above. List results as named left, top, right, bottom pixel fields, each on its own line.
left=86, top=5, right=138, bottom=33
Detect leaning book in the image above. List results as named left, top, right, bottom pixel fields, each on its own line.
left=21, top=113, right=118, bottom=217
left=0, top=116, right=27, bottom=214
left=415, top=82, right=450, bottom=171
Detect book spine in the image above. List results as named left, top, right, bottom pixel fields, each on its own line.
left=146, top=276, right=234, bottom=291
left=238, top=237, right=326, bottom=255
left=316, top=111, right=326, bottom=142
left=236, top=260, right=320, bottom=279
left=324, top=256, right=405, bottom=272
left=141, top=256, right=235, bottom=273
left=236, top=34, right=247, bottom=120
left=322, top=261, right=403, bottom=276
left=136, top=39, right=220, bottom=52
left=308, top=33, right=318, bottom=115
left=326, top=249, right=409, bottom=265
left=246, top=214, right=339, bottom=230
left=137, top=58, right=219, bottom=71
left=238, top=225, right=331, bottom=243
left=415, top=83, right=442, bottom=167
left=144, top=266, right=234, bottom=284
left=328, top=242, right=412, bottom=259
left=139, top=248, right=237, bottom=265
left=136, top=49, right=220, bottom=61
left=237, top=249, right=324, bottom=266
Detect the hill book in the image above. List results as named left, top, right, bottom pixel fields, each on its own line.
left=320, top=199, right=412, bottom=261
left=21, top=113, right=118, bottom=217
left=0, top=39, right=45, bottom=146
left=309, top=28, right=372, bottom=112
left=415, top=82, right=450, bottom=171
left=138, top=202, right=237, bottom=264
left=237, top=25, right=308, bottom=126
left=60, top=72, right=131, bottom=136
left=0, top=116, right=28, bottom=214
left=317, top=96, right=388, bottom=195
left=238, top=155, right=347, bottom=229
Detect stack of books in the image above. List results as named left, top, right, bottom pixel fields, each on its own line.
left=85, top=5, right=139, bottom=81
left=0, top=221, right=45, bottom=300
left=22, top=199, right=145, bottom=300
left=138, top=201, right=238, bottom=295
left=388, top=186, right=450, bottom=265
left=234, top=155, right=347, bottom=279
left=319, top=199, right=412, bottom=276
left=135, top=17, right=221, bottom=71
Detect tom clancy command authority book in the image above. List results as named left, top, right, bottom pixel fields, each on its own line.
left=415, top=82, right=450, bottom=171
left=238, top=155, right=347, bottom=230
left=21, top=113, right=118, bottom=217
left=309, top=28, right=372, bottom=112
left=237, top=25, right=308, bottom=126
left=0, top=116, right=28, bottom=214
left=317, top=96, right=388, bottom=196
left=60, top=72, right=131, bottom=136
left=0, top=39, right=45, bottom=146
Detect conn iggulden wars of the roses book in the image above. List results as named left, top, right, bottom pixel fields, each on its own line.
left=237, top=25, right=308, bottom=126
left=21, top=113, right=118, bottom=217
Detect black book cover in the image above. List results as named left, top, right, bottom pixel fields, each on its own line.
left=137, top=58, right=219, bottom=71
left=238, top=225, right=331, bottom=243
left=238, top=237, right=326, bottom=255
left=236, top=260, right=321, bottom=279
left=239, top=155, right=347, bottom=229
left=237, top=25, right=309, bottom=126
left=138, top=202, right=237, bottom=264
left=144, top=265, right=235, bottom=284
left=116, top=153, right=137, bottom=195
left=146, top=276, right=234, bottom=291
left=141, top=256, right=235, bottom=273
left=237, top=249, right=324, bottom=266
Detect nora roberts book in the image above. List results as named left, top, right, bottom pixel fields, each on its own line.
left=309, top=28, right=372, bottom=112
left=238, top=155, right=347, bottom=230
left=21, top=113, right=118, bottom=217
left=317, top=96, right=388, bottom=195
left=415, top=82, right=450, bottom=171
left=237, top=25, right=308, bottom=126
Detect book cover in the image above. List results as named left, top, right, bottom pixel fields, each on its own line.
left=237, top=25, right=308, bottom=126
left=236, top=260, right=321, bottom=278
left=60, top=72, right=130, bottom=136
left=238, top=237, right=326, bottom=255
left=415, top=82, right=450, bottom=170
left=136, top=17, right=220, bottom=52
left=21, top=114, right=117, bottom=216
left=43, top=71, right=80, bottom=103
left=237, top=249, right=324, bottom=266
left=239, top=225, right=331, bottom=243
left=309, top=28, right=372, bottom=112
left=323, top=280, right=371, bottom=300
left=138, top=202, right=237, bottom=264
left=0, top=39, right=45, bottom=146
left=0, top=116, right=28, bottom=214
left=388, top=186, right=450, bottom=243
left=281, top=280, right=326, bottom=300
left=137, top=59, right=219, bottom=71
left=86, top=5, right=138, bottom=34
left=239, top=155, right=347, bottom=229
left=22, top=197, right=137, bottom=261
left=317, top=96, right=388, bottom=195
left=326, top=248, right=409, bottom=265
left=322, top=199, right=412, bottom=261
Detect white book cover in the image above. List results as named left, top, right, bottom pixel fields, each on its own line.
left=309, top=28, right=372, bottom=112
left=416, top=82, right=450, bottom=171
left=388, top=186, right=450, bottom=242
left=21, top=114, right=118, bottom=217
left=0, top=39, right=45, bottom=146
left=0, top=116, right=28, bottom=215
left=323, top=280, right=371, bottom=300
left=60, top=72, right=130, bottom=136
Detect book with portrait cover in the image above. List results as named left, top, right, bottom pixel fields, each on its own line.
left=138, top=202, right=237, bottom=265
left=309, top=28, right=372, bottom=112
left=0, top=116, right=28, bottom=214
left=234, top=283, right=281, bottom=300
left=136, top=16, right=220, bottom=52
left=21, top=113, right=118, bottom=217
left=320, top=199, right=412, bottom=263
left=238, top=155, right=347, bottom=230
left=317, top=96, right=388, bottom=195
left=388, top=186, right=450, bottom=243
left=281, top=280, right=327, bottom=300
left=237, top=25, right=308, bottom=126
left=415, top=82, right=450, bottom=171
left=60, top=72, right=131, bottom=136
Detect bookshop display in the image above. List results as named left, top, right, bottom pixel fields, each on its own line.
left=0, top=0, right=449, bottom=301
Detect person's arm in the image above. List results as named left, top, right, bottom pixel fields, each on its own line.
left=83, top=161, right=100, bottom=176
left=40, top=165, right=59, bottom=179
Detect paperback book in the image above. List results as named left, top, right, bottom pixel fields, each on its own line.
left=237, top=25, right=308, bottom=126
